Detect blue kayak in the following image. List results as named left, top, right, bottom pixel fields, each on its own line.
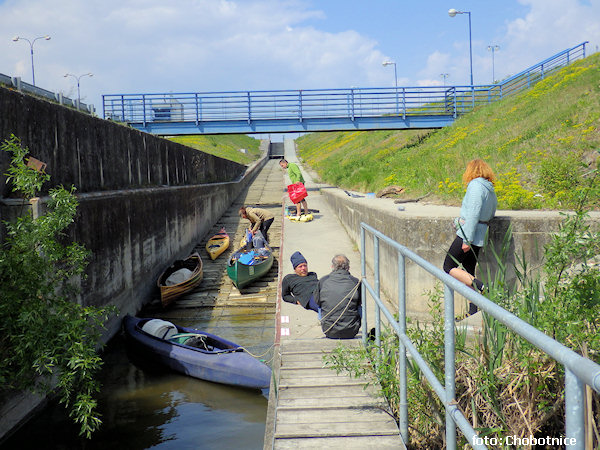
left=123, top=315, right=271, bottom=390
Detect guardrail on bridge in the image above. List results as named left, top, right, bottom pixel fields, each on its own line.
left=102, top=42, right=588, bottom=135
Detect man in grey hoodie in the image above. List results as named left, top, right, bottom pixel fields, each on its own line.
left=315, top=254, right=362, bottom=339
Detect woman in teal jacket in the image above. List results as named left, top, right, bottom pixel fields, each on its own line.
left=443, top=159, right=497, bottom=317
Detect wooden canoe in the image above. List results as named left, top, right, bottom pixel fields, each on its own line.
left=205, top=227, right=230, bottom=260
left=157, top=252, right=203, bottom=307
left=227, top=244, right=274, bottom=289
left=123, top=315, right=271, bottom=389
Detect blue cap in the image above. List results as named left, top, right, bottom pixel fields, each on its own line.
left=290, top=251, right=307, bottom=269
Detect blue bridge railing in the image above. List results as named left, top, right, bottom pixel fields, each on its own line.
left=103, top=42, right=588, bottom=135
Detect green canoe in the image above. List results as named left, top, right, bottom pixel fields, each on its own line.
left=227, top=245, right=274, bottom=289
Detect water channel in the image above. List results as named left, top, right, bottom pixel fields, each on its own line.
left=3, top=308, right=275, bottom=450
left=3, top=160, right=283, bottom=450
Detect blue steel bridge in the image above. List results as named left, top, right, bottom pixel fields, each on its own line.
left=103, top=42, right=588, bottom=136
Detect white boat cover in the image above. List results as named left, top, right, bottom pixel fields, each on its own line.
left=141, top=319, right=178, bottom=339
left=165, top=268, right=193, bottom=286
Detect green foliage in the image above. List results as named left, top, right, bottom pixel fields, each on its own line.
left=168, top=134, right=262, bottom=164
left=0, top=135, right=115, bottom=438
left=3, top=134, right=50, bottom=199
left=297, top=52, right=600, bottom=210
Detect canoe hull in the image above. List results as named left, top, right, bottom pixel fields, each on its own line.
left=157, top=252, right=203, bottom=307
left=123, top=315, right=271, bottom=389
left=227, top=246, right=274, bottom=289
left=205, top=231, right=230, bottom=260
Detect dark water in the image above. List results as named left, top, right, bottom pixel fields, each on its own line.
left=3, top=309, right=274, bottom=450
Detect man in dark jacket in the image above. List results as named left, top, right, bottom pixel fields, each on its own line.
left=315, top=254, right=362, bottom=339
left=281, top=251, right=319, bottom=312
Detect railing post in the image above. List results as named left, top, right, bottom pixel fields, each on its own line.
left=374, top=236, right=381, bottom=359
left=444, top=283, right=457, bottom=450
left=565, top=368, right=585, bottom=449
left=361, top=226, right=367, bottom=347
left=402, top=88, right=406, bottom=119
left=453, top=89, right=457, bottom=118
left=195, top=93, right=199, bottom=126
left=298, top=90, right=303, bottom=123
left=247, top=91, right=251, bottom=124
left=120, top=95, right=125, bottom=122
left=350, top=89, right=355, bottom=121
left=142, top=95, right=146, bottom=127
left=398, top=251, right=409, bottom=444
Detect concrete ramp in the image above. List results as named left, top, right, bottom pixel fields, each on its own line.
left=265, top=139, right=404, bottom=449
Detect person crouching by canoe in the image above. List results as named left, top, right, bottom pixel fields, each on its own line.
left=239, top=206, right=274, bottom=243
left=279, top=159, right=309, bottom=217
left=282, top=251, right=319, bottom=313
left=315, top=254, right=362, bottom=339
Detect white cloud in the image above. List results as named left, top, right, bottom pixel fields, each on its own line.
left=1, top=0, right=392, bottom=109
left=503, top=0, right=600, bottom=74
left=2, top=0, right=598, bottom=113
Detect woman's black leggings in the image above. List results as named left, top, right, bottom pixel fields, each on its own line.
left=443, top=236, right=481, bottom=276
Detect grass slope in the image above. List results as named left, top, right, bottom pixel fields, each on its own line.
left=297, top=53, right=600, bottom=210
left=168, top=134, right=262, bottom=165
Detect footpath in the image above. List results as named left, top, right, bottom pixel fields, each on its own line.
left=264, top=140, right=405, bottom=449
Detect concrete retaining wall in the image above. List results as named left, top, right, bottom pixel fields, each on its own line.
left=321, top=188, right=599, bottom=319
left=0, top=85, right=268, bottom=339
left=0, top=86, right=245, bottom=196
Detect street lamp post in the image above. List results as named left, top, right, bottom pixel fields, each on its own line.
left=12, top=35, right=51, bottom=86
left=448, top=9, right=473, bottom=86
left=440, top=73, right=449, bottom=86
left=382, top=60, right=399, bottom=113
left=487, top=44, right=500, bottom=83
left=64, top=73, right=93, bottom=107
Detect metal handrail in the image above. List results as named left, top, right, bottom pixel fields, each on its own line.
left=103, top=42, right=588, bottom=128
left=0, top=73, right=95, bottom=114
left=359, top=222, right=600, bottom=450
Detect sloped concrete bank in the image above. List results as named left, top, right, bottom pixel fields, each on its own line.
left=321, top=187, right=599, bottom=318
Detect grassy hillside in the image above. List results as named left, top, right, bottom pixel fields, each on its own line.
left=297, top=52, right=600, bottom=210
left=168, top=134, right=262, bottom=165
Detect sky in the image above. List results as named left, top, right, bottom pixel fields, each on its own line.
left=1, top=0, right=599, bottom=118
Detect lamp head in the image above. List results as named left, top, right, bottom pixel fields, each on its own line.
left=44, top=35, right=51, bottom=40
left=382, top=61, right=394, bottom=67
left=448, top=8, right=458, bottom=17
left=12, top=36, right=19, bottom=42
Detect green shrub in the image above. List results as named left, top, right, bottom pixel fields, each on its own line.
left=0, top=135, right=115, bottom=438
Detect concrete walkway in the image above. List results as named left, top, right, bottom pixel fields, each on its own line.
left=264, top=140, right=404, bottom=449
